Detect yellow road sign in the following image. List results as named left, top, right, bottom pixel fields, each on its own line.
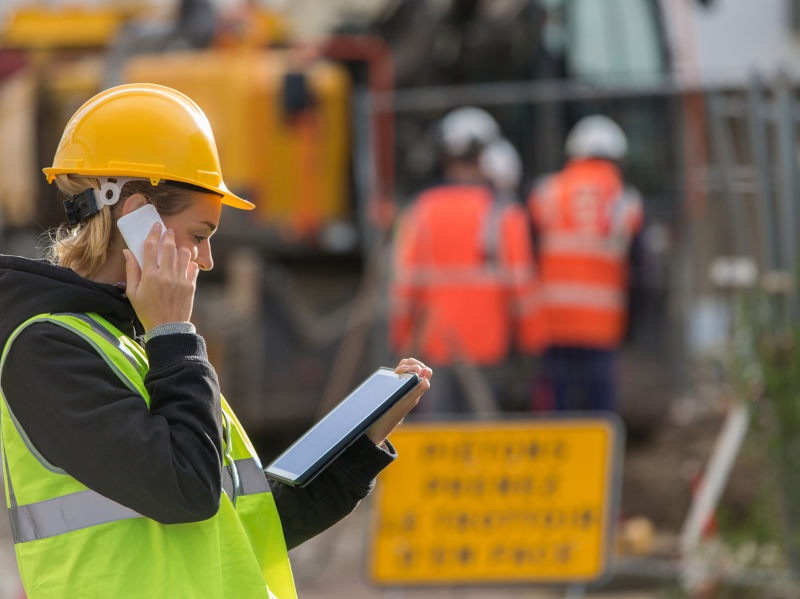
left=368, top=418, right=622, bottom=586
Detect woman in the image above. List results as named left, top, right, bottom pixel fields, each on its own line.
left=0, top=84, right=431, bottom=598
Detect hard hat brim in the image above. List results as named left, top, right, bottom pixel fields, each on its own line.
left=43, top=167, right=255, bottom=210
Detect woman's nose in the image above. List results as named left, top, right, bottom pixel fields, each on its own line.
left=195, top=243, right=213, bottom=271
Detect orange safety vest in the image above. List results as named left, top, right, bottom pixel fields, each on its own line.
left=528, top=159, right=643, bottom=349
left=389, top=184, right=548, bottom=366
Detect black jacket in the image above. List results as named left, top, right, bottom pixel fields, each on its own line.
left=0, top=255, right=395, bottom=550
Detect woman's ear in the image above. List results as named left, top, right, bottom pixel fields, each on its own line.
left=121, top=194, right=147, bottom=217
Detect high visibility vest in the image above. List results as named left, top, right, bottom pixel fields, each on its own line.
left=529, top=159, right=643, bottom=349
left=389, top=184, right=548, bottom=366
left=0, top=312, right=297, bottom=599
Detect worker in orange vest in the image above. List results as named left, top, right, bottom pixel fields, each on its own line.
left=389, top=108, right=548, bottom=412
left=528, top=115, right=643, bottom=411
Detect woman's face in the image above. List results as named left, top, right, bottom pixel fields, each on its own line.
left=160, top=191, right=223, bottom=271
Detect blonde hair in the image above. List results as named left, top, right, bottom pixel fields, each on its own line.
left=50, top=174, right=195, bottom=278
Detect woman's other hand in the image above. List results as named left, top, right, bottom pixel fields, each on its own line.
left=124, top=223, right=199, bottom=332
left=366, top=358, right=432, bottom=446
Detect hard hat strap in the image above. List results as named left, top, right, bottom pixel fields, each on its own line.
left=63, top=176, right=148, bottom=225
left=63, top=189, right=99, bottom=226
left=74, top=176, right=149, bottom=207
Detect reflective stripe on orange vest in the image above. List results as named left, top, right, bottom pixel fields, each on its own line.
left=529, top=159, right=643, bottom=349
left=539, top=231, right=629, bottom=260
left=391, top=264, right=537, bottom=287
left=544, top=283, right=626, bottom=310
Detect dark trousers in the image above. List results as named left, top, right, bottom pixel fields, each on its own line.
left=537, top=346, right=617, bottom=411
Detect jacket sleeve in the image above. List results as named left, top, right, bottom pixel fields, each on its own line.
left=270, top=434, right=396, bottom=550
left=0, top=322, right=224, bottom=524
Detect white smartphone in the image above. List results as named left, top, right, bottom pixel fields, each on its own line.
left=117, top=204, right=166, bottom=268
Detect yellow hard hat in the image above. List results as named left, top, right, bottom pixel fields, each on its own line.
left=43, top=83, right=254, bottom=210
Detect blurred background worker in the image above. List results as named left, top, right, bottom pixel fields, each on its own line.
left=528, top=115, right=643, bottom=412
left=389, top=108, right=548, bottom=413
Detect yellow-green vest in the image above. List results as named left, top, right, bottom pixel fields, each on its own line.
left=0, top=312, right=298, bottom=599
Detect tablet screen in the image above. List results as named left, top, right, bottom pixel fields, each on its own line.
left=268, top=370, right=414, bottom=481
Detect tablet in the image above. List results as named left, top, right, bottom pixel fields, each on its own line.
left=265, top=368, right=420, bottom=487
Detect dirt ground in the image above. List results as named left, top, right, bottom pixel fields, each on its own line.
left=621, top=416, right=723, bottom=532
left=0, top=413, right=767, bottom=598
left=289, top=503, right=665, bottom=599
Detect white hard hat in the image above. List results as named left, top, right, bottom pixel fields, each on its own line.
left=438, top=107, right=500, bottom=158
left=479, top=138, right=522, bottom=193
left=565, top=115, right=628, bottom=161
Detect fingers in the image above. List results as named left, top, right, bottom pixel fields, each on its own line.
left=410, top=376, right=431, bottom=396
left=187, top=261, right=199, bottom=286
left=123, top=249, right=140, bottom=291
left=397, top=357, right=426, bottom=370
left=396, top=357, right=433, bottom=381
left=161, top=229, right=177, bottom=274
left=366, top=360, right=432, bottom=445
left=177, top=246, right=192, bottom=279
left=142, top=222, right=162, bottom=273
left=128, top=223, right=199, bottom=332
left=403, top=381, right=429, bottom=409
left=141, top=224, right=195, bottom=284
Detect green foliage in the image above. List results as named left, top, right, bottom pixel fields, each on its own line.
left=739, top=292, right=800, bottom=571
left=715, top=443, right=783, bottom=550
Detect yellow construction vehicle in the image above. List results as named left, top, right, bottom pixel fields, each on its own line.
left=0, top=3, right=357, bottom=242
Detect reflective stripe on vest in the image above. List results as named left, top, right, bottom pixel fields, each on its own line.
left=544, top=283, right=626, bottom=311
left=224, top=458, right=270, bottom=499
left=6, top=456, right=268, bottom=544
left=540, top=231, right=629, bottom=261
left=66, top=312, right=142, bottom=372
left=10, top=489, right=140, bottom=545
left=392, top=264, right=535, bottom=287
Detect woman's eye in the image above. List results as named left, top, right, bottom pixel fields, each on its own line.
left=194, top=236, right=207, bottom=243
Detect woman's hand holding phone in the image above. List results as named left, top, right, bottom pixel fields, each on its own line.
left=124, top=223, right=199, bottom=333
left=365, top=358, right=432, bottom=446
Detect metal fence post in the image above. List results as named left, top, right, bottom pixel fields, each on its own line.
left=775, top=76, right=798, bottom=318
left=707, top=93, right=751, bottom=257
left=747, top=73, right=779, bottom=271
